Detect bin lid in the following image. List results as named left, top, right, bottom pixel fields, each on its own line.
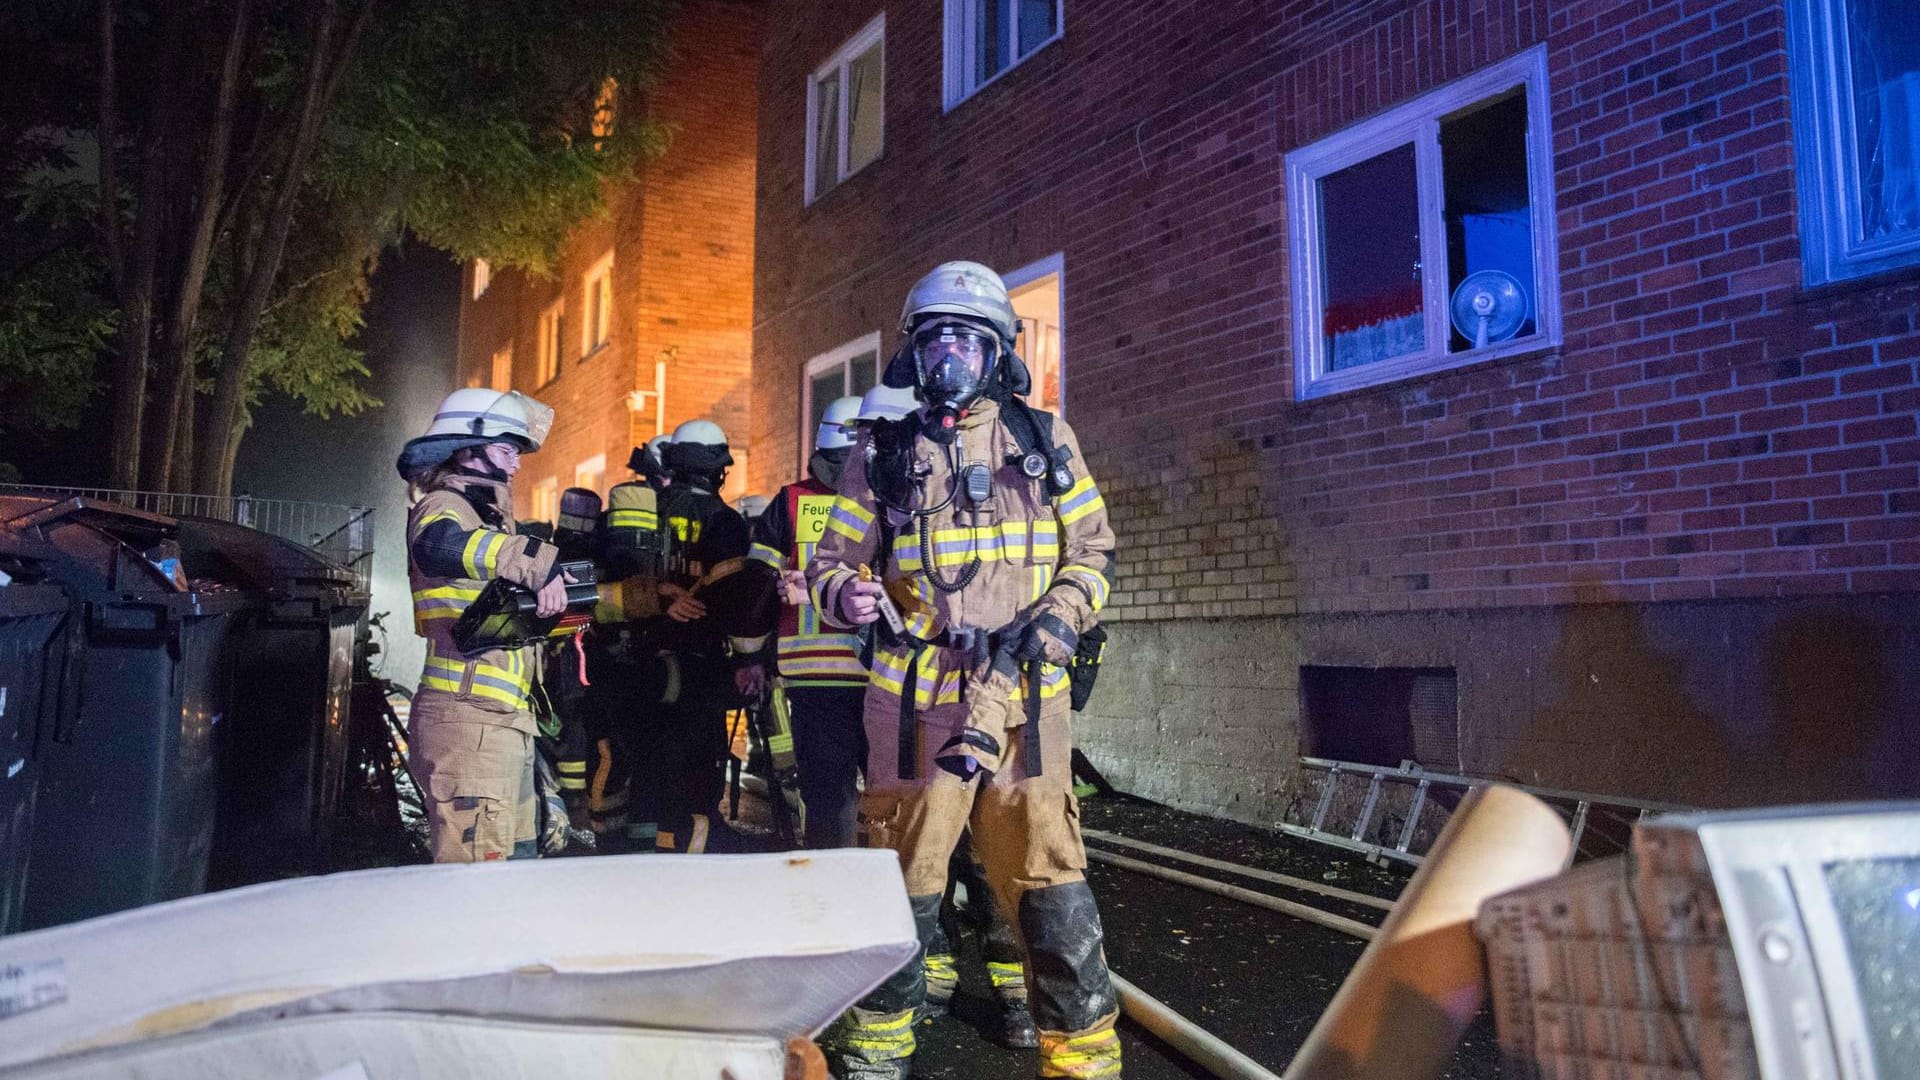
left=0, top=850, right=917, bottom=1070
left=0, top=497, right=184, bottom=597
left=175, top=516, right=358, bottom=598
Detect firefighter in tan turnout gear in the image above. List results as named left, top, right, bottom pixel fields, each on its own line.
left=810, top=263, right=1121, bottom=1079
left=397, top=388, right=570, bottom=863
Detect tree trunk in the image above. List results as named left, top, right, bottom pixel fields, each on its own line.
left=197, top=0, right=369, bottom=496
left=101, top=0, right=189, bottom=491
left=144, top=0, right=250, bottom=492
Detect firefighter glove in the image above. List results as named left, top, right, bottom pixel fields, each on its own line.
left=1014, top=612, right=1078, bottom=666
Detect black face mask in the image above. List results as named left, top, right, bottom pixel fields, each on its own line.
left=809, top=448, right=849, bottom=491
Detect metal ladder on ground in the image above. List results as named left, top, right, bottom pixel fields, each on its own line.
left=1279, top=756, right=1691, bottom=868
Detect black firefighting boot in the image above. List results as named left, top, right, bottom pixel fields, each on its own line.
left=918, top=919, right=957, bottom=1024
left=822, top=893, right=939, bottom=1079
left=1021, top=882, right=1122, bottom=1079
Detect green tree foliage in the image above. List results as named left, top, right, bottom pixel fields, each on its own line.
left=0, top=0, right=674, bottom=493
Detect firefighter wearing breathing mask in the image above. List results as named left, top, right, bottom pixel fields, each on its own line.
left=396, top=388, right=572, bottom=863
left=808, top=262, right=1120, bottom=1080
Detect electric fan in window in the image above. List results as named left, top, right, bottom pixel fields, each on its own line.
left=1448, top=270, right=1528, bottom=349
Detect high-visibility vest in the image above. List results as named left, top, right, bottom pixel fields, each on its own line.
left=753, top=478, right=866, bottom=686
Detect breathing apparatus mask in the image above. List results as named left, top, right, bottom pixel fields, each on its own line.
left=664, top=440, right=732, bottom=493
left=911, top=319, right=1001, bottom=444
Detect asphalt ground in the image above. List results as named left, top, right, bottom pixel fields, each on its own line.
left=911, top=794, right=1508, bottom=1079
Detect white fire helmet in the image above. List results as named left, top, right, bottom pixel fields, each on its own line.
left=671, top=418, right=728, bottom=449
left=814, top=396, right=863, bottom=451
left=856, top=384, right=920, bottom=423
left=422, top=389, right=553, bottom=451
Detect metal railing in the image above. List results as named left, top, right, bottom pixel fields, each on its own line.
left=0, top=484, right=375, bottom=589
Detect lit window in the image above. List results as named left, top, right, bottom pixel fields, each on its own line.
left=592, top=77, right=618, bottom=140
left=1286, top=46, right=1561, bottom=400
left=530, top=477, right=560, bottom=525
left=536, top=300, right=563, bottom=386
left=574, top=454, right=606, bottom=498
left=472, top=258, right=491, bottom=300
left=490, top=344, right=513, bottom=392
left=944, top=0, right=1061, bottom=109
left=465, top=371, right=485, bottom=389
left=801, top=332, right=880, bottom=460
left=806, top=16, right=884, bottom=204
left=581, top=252, right=613, bottom=357
left=1789, top=0, right=1920, bottom=284
left=1006, top=253, right=1065, bottom=416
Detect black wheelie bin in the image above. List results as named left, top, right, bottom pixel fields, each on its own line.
left=0, top=569, right=72, bottom=936
left=177, top=517, right=368, bottom=883
left=0, top=496, right=258, bottom=930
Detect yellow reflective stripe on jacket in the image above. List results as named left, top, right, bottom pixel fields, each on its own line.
left=825, top=495, right=873, bottom=542
left=461, top=528, right=509, bottom=577
left=1056, top=564, right=1111, bottom=613
left=1056, top=475, right=1106, bottom=526
left=775, top=632, right=868, bottom=682
left=870, top=647, right=963, bottom=709
left=418, top=507, right=465, bottom=528
left=412, top=584, right=483, bottom=623
left=422, top=653, right=532, bottom=709
left=890, top=519, right=1061, bottom=571
left=748, top=541, right=784, bottom=568
left=608, top=507, right=658, bottom=530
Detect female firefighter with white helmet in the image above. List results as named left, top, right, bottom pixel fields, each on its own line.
left=809, top=262, right=1122, bottom=1079
left=396, top=388, right=571, bottom=863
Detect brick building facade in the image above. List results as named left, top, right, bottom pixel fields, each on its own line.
left=457, top=0, right=762, bottom=517
left=751, top=0, right=1920, bottom=820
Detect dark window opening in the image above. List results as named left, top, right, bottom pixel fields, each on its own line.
left=1440, top=88, right=1536, bottom=351
left=1300, top=665, right=1460, bottom=771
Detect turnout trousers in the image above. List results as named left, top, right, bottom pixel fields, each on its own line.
left=409, top=691, right=539, bottom=863
left=823, top=670, right=1121, bottom=1079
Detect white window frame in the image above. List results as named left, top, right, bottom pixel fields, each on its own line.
left=1286, top=45, right=1561, bottom=401
left=489, top=343, right=513, bottom=392
left=1788, top=0, right=1920, bottom=285
left=530, top=476, right=560, bottom=524
left=581, top=252, right=613, bottom=358
left=1003, top=252, right=1066, bottom=417
left=805, top=14, right=885, bottom=206
left=471, top=258, right=490, bottom=300
left=536, top=299, right=563, bottom=386
left=800, top=331, right=882, bottom=460
left=574, top=453, right=607, bottom=497
left=943, top=0, right=1064, bottom=111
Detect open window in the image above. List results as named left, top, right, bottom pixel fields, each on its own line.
left=489, top=345, right=513, bottom=392
left=1286, top=46, right=1560, bottom=400
left=806, top=16, right=885, bottom=204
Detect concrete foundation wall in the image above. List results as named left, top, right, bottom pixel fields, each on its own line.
left=1081, top=593, right=1920, bottom=824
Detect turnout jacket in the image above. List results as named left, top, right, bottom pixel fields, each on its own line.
left=743, top=477, right=867, bottom=686
left=407, top=474, right=560, bottom=729
left=807, top=400, right=1114, bottom=713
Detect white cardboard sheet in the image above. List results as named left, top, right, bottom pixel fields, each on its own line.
left=0, top=850, right=914, bottom=1072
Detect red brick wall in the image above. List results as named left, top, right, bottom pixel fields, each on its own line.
left=751, top=0, right=1920, bottom=619
left=456, top=0, right=761, bottom=517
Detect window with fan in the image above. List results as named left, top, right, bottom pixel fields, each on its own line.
left=1286, top=46, right=1561, bottom=400
left=1788, top=0, right=1920, bottom=284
